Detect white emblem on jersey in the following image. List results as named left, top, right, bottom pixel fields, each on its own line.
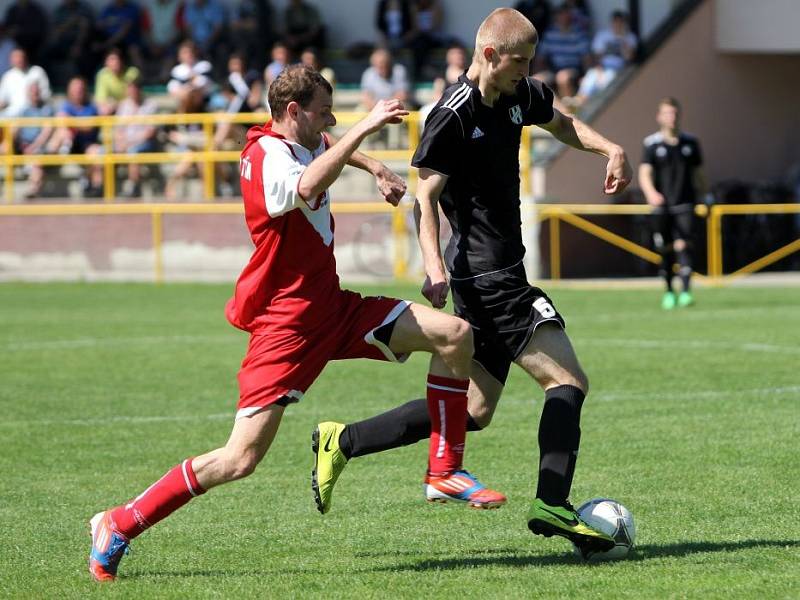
left=471, top=126, right=484, bottom=139
left=656, top=146, right=668, bottom=158
left=681, top=144, right=692, bottom=156
left=240, top=156, right=252, bottom=180
left=509, top=105, right=523, bottom=124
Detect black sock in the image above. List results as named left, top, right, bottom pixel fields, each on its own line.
left=659, top=250, right=675, bottom=292
left=339, top=398, right=483, bottom=459
left=677, top=249, right=692, bottom=291
left=535, top=385, right=585, bottom=507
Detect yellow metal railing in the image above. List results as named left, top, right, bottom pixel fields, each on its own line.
left=0, top=111, right=534, bottom=202
left=1, top=202, right=796, bottom=283
left=533, top=203, right=799, bottom=282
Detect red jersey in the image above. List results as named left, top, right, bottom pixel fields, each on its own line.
left=225, top=122, right=340, bottom=333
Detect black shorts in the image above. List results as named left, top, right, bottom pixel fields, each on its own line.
left=450, top=261, right=565, bottom=385
left=652, top=204, right=695, bottom=247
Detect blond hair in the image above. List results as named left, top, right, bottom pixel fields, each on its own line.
left=474, top=8, right=538, bottom=59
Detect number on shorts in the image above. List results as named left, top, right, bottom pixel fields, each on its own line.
left=533, top=297, right=556, bottom=318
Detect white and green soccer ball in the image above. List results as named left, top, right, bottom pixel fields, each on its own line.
left=573, top=498, right=635, bottom=560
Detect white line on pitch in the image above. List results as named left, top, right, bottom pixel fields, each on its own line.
left=576, top=338, right=800, bottom=354
left=0, top=334, right=241, bottom=352
left=0, top=412, right=233, bottom=427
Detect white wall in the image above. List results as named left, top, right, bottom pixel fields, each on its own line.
left=716, top=0, right=800, bottom=53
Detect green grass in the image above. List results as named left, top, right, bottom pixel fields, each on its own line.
left=0, top=282, right=798, bottom=599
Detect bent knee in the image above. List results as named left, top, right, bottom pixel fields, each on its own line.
left=438, top=316, right=473, bottom=353
left=468, top=403, right=494, bottom=428
left=225, top=452, right=261, bottom=481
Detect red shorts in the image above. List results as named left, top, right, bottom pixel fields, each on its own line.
left=236, top=290, right=411, bottom=419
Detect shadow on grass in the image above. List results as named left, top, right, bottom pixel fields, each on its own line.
left=362, top=539, right=800, bottom=572
left=121, top=539, right=799, bottom=579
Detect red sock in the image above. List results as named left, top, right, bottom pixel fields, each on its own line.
left=426, top=374, right=468, bottom=476
left=110, top=458, right=206, bottom=539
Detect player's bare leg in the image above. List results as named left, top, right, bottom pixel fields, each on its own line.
left=89, top=405, right=284, bottom=581
left=312, top=304, right=505, bottom=513
left=384, top=303, right=506, bottom=508
left=515, top=323, right=614, bottom=552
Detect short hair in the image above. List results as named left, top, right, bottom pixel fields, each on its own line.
left=268, top=65, right=333, bottom=121
left=658, top=96, right=681, bottom=112
left=474, top=8, right=538, bottom=57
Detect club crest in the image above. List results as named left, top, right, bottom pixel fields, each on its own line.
left=509, top=105, right=523, bottom=124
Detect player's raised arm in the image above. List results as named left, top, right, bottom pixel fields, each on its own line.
left=539, top=109, right=632, bottom=195
left=298, top=99, right=408, bottom=202
left=414, top=168, right=449, bottom=308
left=326, top=133, right=407, bottom=206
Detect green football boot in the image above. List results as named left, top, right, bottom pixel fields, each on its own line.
left=677, top=291, right=694, bottom=307
left=661, top=291, right=677, bottom=310
left=311, top=422, right=348, bottom=515
left=527, top=498, right=615, bottom=554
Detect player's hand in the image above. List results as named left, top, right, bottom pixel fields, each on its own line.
left=375, top=165, right=406, bottom=206
left=360, top=99, right=409, bottom=136
left=646, top=191, right=666, bottom=207
left=604, top=149, right=632, bottom=195
left=422, top=273, right=449, bottom=309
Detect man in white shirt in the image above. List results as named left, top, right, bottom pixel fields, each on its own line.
left=0, top=48, right=51, bottom=117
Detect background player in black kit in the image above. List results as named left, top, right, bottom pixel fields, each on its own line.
left=639, top=97, right=706, bottom=309
left=312, top=8, right=632, bottom=555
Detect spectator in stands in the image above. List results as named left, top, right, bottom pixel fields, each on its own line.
left=15, top=82, right=54, bottom=199
left=48, top=76, right=104, bottom=197
left=299, top=47, right=335, bottom=89
left=283, top=0, right=324, bottom=56
left=408, top=0, right=450, bottom=80
left=229, top=0, right=274, bottom=72
left=143, top=0, right=185, bottom=82
left=183, top=0, right=227, bottom=58
left=0, top=48, right=51, bottom=117
left=94, top=0, right=146, bottom=72
left=592, top=10, right=638, bottom=72
left=375, top=0, right=413, bottom=53
left=514, top=0, right=551, bottom=35
left=571, top=59, right=617, bottom=110
left=264, top=42, right=289, bottom=87
left=563, top=0, right=592, bottom=34
left=0, top=26, right=15, bottom=76
left=167, top=40, right=214, bottom=112
left=114, top=79, right=158, bottom=197
left=45, top=0, right=95, bottom=83
left=3, top=0, right=47, bottom=63
left=360, top=48, right=410, bottom=110
left=534, top=4, right=591, bottom=101
left=418, top=75, right=444, bottom=124
left=443, top=44, right=466, bottom=86
left=95, top=48, right=140, bottom=115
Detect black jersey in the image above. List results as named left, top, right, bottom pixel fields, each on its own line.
left=641, top=131, right=703, bottom=207
left=411, top=74, right=555, bottom=277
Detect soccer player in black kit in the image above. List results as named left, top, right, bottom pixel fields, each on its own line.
left=312, top=8, right=632, bottom=555
left=639, top=97, right=706, bottom=309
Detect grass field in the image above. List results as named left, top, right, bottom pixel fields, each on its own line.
left=1, top=282, right=798, bottom=599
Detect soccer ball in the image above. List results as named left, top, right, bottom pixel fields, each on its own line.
left=573, top=498, right=635, bottom=560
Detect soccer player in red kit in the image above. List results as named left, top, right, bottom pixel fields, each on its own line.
left=88, top=65, right=505, bottom=582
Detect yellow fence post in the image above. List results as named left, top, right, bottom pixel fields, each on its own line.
left=549, top=214, right=561, bottom=280
left=102, top=122, right=115, bottom=201
left=203, top=121, right=215, bottom=200
left=711, top=207, right=723, bottom=278
left=520, top=127, right=531, bottom=197
left=152, top=210, right=164, bottom=283
left=392, top=205, right=408, bottom=279
left=3, top=124, right=13, bottom=203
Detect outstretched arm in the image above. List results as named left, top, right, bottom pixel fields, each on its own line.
left=326, top=133, right=407, bottom=206
left=298, top=99, right=408, bottom=202
left=414, top=168, right=449, bottom=308
left=539, top=109, right=632, bottom=195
